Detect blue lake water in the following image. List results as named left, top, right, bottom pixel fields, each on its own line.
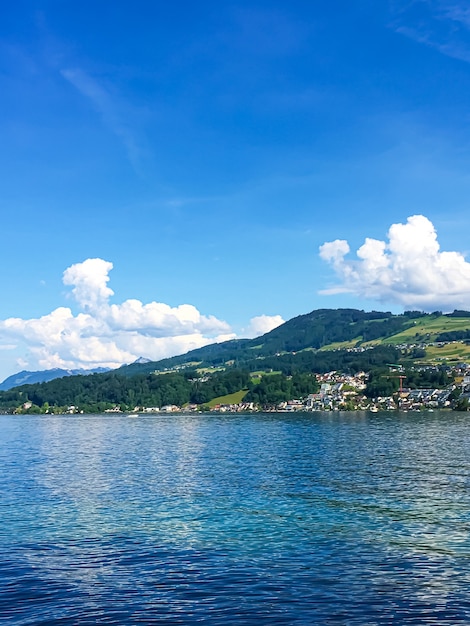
left=1, top=411, right=470, bottom=624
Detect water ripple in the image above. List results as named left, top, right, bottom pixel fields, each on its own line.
left=1, top=411, right=470, bottom=624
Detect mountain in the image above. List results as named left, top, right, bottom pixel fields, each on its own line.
left=0, top=367, right=111, bottom=392
left=117, top=308, right=424, bottom=375
left=130, top=356, right=152, bottom=365
left=115, top=307, right=470, bottom=377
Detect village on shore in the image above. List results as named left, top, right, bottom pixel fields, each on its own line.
left=95, top=364, right=470, bottom=415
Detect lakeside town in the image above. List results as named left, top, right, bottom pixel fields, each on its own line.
left=95, top=363, right=470, bottom=415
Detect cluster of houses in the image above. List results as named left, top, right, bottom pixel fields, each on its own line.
left=149, top=369, right=462, bottom=413
left=97, top=363, right=470, bottom=414
left=203, top=363, right=470, bottom=413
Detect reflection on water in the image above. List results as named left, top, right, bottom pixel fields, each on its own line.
left=1, top=411, right=470, bottom=624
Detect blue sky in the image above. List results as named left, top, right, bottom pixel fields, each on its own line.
left=2, top=0, right=470, bottom=380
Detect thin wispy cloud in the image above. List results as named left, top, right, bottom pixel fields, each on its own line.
left=439, top=2, right=470, bottom=26
left=391, top=0, right=470, bottom=63
left=61, top=68, right=144, bottom=172
left=320, top=214, right=470, bottom=311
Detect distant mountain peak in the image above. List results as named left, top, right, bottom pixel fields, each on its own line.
left=132, top=357, right=152, bottom=364
left=0, top=366, right=111, bottom=391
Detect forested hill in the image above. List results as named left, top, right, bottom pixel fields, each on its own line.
left=118, top=308, right=428, bottom=375
left=241, top=308, right=416, bottom=354
left=113, top=307, right=470, bottom=383
left=2, top=308, right=470, bottom=412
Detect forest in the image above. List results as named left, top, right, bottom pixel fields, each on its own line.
left=0, top=369, right=252, bottom=413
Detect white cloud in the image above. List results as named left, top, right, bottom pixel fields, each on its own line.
left=107, top=299, right=230, bottom=337
left=0, top=258, right=236, bottom=373
left=63, top=258, right=114, bottom=311
left=319, top=214, right=470, bottom=311
left=244, top=314, right=285, bottom=338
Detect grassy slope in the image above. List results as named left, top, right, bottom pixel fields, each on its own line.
left=316, top=315, right=470, bottom=364
left=318, top=338, right=363, bottom=351
left=207, top=389, right=249, bottom=407
left=383, top=316, right=470, bottom=344
left=422, top=343, right=470, bottom=363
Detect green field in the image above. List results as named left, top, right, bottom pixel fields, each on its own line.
left=249, top=370, right=282, bottom=383
left=196, top=366, right=226, bottom=374
left=383, top=316, right=470, bottom=345
left=421, top=342, right=470, bottom=363
left=207, top=389, right=249, bottom=407
left=319, top=338, right=363, bottom=351
left=316, top=315, right=470, bottom=363
left=250, top=370, right=282, bottom=376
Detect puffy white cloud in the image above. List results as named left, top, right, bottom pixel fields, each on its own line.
left=320, top=214, right=470, bottom=311
left=107, top=299, right=230, bottom=337
left=319, top=239, right=350, bottom=268
left=244, top=314, right=285, bottom=338
left=63, top=258, right=114, bottom=311
left=0, top=258, right=236, bottom=373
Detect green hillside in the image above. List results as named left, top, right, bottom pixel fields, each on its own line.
left=422, top=342, right=470, bottom=364
left=207, top=389, right=249, bottom=408
left=378, top=315, right=470, bottom=345
left=2, top=308, right=470, bottom=413
left=118, top=308, right=425, bottom=374
left=143, top=309, right=470, bottom=371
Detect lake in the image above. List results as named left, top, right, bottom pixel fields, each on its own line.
left=1, top=411, right=470, bottom=624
